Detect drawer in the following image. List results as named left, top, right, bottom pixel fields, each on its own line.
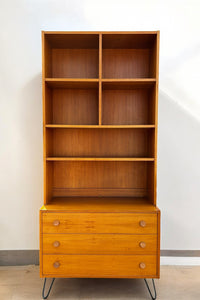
left=43, top=233, right=157, bottom=254
left=43, top=254, right=157, bottom=278
left=42, top=213, right=157, bottom=234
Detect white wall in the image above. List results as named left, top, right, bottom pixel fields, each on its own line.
left=0, top=0, right=200, bottom=251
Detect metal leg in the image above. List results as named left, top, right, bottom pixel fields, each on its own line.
left=42, top=278, right=55, bottom=299
left=144, top=279, right=157, bottom=300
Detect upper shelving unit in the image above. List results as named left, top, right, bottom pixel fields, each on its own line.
left=42, top=32, right=159, bottom=202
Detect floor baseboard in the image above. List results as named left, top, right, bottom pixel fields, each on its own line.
left=161, top=250, right=200, bottom=257
left=0, top=250, right=39, bottom=266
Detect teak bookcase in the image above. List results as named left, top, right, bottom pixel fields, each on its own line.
left=40, top=31, right=160, bottom=299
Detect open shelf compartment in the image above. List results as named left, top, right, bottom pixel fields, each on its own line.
left=102, top=81, right=156, bottom=125
left=46, top=128, right=155, bottom=158
left=45, top=161, right=155, bottom=202
left=102, top=33, right=157, bottom=79
left=45, top=82, right=98, bottom=125
left=44, top=33, right=99, bottom=78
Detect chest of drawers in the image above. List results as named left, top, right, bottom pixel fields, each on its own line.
left=40, top=199, right=160, bottom=279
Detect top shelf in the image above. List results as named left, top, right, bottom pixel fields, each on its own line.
left=43, top=32, right=159, bottom=79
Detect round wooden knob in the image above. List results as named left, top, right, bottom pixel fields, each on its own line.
left=139, top=262, right=146, bottom=269
left=53, top=220, right=60, bottom=226
left=139, top=241, right=146, bottom=249
left=53, top=241, right=60, bottom=248
left=53, top=261, right=60, bottom=268
left=139, top=220, right=146, bottom=228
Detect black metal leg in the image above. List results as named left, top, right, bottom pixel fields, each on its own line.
left=144, top=279, right=157, bottom=300
left=42, top=278, right=55, bottom=299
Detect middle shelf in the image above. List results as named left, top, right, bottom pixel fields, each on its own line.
left=46, top=128, right=155, bottom=158
left=46, top=125, right=155, bottom=128
left=46, top=157, right=154, bottom=161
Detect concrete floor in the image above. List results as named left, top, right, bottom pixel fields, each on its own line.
left=0, top=265, right=200, bottom=300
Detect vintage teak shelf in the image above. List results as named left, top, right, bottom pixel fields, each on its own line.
left=40, top=31, right=160, bottom=299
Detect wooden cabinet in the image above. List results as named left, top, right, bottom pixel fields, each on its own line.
left=40, top=31, right=160, bottom=281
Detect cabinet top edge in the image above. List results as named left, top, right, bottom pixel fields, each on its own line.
left=42, top=31, right=160, bottom=35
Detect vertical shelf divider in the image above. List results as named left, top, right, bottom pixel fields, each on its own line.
left=99, top=34, right=102, bottom=125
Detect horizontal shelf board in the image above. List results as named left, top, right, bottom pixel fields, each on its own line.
left=41, top=197, right=159, bottom=212
left=44, top=31, right=159, bottom=35
left=102, top=78, right=156, bottom=82
left=45, top=78, right=156, bottom=89
left=45, top=125, right=155, bottom=129
left=45, top=78, right=99, bottom=88
left=46, top=157, right=154, bottom=162
left=102, top=79, right=156, bottom=89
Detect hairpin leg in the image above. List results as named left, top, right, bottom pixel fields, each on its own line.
left=144, top=279, right=157, bottom=300
left=42, top=278, right=55, bottom=299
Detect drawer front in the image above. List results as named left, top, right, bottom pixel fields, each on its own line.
left=43, top=234, right=157, bottom=254
left=42, top=213, right=157, bottom=234
left=43, top=254, right=157, bottom=278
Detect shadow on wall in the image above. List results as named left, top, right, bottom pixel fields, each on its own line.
left=18, top=73, right=43, bottom=210
left=0, top=73, right=43, bottom=249
left=158, top=89, right=200, bottom=249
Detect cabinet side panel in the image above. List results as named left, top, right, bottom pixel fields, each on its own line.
left=154, top=32, right=160, bottom=205
left=39, top=211, right=43, bottom=277
left=42, top=32, right=47, bottom=205
left=42, top=33, right=48, bottom=205
left=157, top=210, right=160, bottom=278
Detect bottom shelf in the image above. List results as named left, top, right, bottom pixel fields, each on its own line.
left=41, top=197, right=158, bottom=212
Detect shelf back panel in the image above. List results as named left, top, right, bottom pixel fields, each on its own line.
left=51, top=88, right=98, bottom=125
left=46, top=34, right=99, bottom=49
left=51, top=161, right=148, bottom=197
left=51, top=49, right=99, bottom=78
left=103, top=49, right=150, bottom=78
left=102, top=88, right=155, bottom=125
left=102, top=34, right=157, bottom=49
